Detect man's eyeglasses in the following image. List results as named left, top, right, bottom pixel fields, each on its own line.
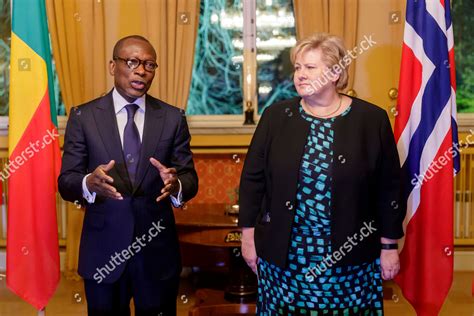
left=113, top=56, right=158, bottom=72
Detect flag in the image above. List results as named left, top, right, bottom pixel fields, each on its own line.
left=7, top=0, right=61, bottom=310
left=394, top=0, right=458, bottom=315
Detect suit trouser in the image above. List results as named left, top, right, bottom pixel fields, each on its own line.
left=83, top=247, right=179, bottom=316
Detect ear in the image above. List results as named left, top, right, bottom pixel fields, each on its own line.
left=329, top=64, right=343, bottom=83
left=109, top=60, right=115, bottom=76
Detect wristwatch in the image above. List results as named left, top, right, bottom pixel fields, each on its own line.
left=381, top=243, right=398, bottom=250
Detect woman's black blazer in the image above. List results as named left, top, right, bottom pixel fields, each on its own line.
left=238, top=96, right=406, bottom=268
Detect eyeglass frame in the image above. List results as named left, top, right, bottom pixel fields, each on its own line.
left=113, top=56, right=158, bottom=72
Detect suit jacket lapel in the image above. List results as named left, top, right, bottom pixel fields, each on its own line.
left=133, top=96, right=166, bottom=193
left=92, top=91, right=133, bottom=192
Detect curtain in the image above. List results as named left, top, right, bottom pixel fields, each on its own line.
left=46, top=0, right=200, bottom=279
left=293, top=0, right=359, bottom=90
left=143, top=0, right=200, bottom=108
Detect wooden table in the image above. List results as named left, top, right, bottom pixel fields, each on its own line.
left=174, top=203, right=242, bottom=247
left=174, top=203, right=257, bottom=303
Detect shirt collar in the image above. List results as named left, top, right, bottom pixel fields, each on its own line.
left=112, top=88, right=146, bottom=114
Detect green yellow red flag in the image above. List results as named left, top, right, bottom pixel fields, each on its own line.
left=6, top=0, right=61, bottom=310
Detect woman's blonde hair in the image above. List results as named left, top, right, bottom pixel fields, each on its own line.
left=290, top=33, right=349, bottom=90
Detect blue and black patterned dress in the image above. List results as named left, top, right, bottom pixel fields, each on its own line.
left=257, top=104, right=383, bottom=315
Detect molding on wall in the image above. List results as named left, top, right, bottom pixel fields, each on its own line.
left=0, top=249, right=66, bottom=272
left=457, top=114, right=474, bottom=133
left=453, top=250, right=474, bottom=271
left=0, top=117, right=8, bottom=136
left=1, top=113, right=472, bottom=135
left=0, top=113, right=471, bottom=148
left=0, top=249, right=472, bottom=273
left=0, top=115, right=259, bottom=137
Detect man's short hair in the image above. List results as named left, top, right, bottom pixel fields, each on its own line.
left=112, top=35, right=156, bottom=59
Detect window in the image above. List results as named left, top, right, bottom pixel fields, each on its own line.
left=0, top=0, right=11, bottom=116
left=256, top=0, right=298, bottom=113
left=187, top=0, right=298, bottom=117
left=187, top=0, right=244, bottom=115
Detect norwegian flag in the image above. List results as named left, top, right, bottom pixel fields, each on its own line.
left=394, top=0, right=459, bottom=315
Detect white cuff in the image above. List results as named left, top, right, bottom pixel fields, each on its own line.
left=170, top=179, right=183, bottom=207
left=82, top=174, right=96, bottom=204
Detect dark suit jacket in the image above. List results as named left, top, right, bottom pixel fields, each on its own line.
left=58, top=91, right=198, bottom=283
left=239, top=96, right=405, bottom=268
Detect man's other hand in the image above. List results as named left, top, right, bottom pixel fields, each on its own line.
left=86, top=160, right=123, bottom=200
left=150, top=158, right=179, bottom=202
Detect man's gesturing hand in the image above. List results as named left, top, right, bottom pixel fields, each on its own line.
left=86, top=160, right=123, bottom=200
left=150, top=158, right=179, bottom=202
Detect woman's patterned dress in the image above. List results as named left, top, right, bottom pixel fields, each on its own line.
left=257, top=105, right=384, bottom=315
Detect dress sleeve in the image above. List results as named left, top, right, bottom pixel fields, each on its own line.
left=376, top=111, right=406, bottom=239
left=238, top=107, right=271, bottom=227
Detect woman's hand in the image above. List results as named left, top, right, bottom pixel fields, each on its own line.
left=241, top=227, right=259, bottom=276
left=380, top=249, right=400, bottom=280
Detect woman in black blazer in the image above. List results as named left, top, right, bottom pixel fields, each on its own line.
left=239, top=33, right=406, bottom=315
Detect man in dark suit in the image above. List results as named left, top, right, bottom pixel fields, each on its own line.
left=58, top=35, right=198, bottom=316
